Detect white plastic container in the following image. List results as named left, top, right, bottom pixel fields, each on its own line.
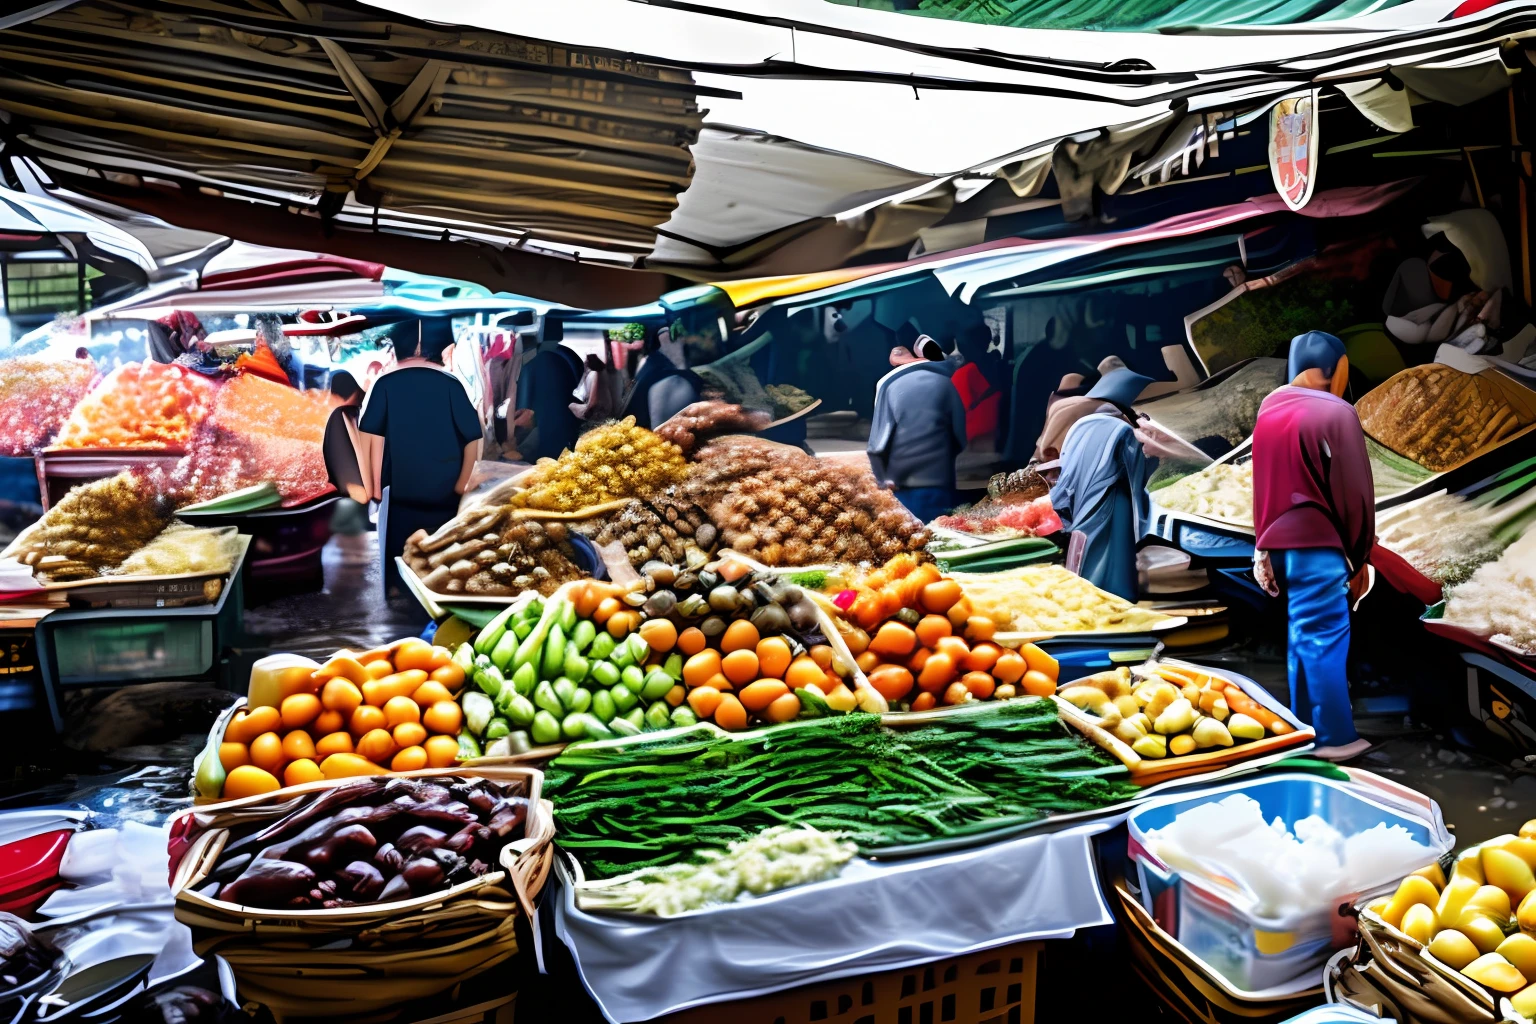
left=1126, top=772, right=1453, bottom=993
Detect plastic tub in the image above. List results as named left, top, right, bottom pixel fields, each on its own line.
left=1126, top=773, right=1452, bottom=994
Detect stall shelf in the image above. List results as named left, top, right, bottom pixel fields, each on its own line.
left=33, top=536, right=250, bottom=731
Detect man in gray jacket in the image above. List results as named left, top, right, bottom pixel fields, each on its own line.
left=867, top=335, right=968, bottom=523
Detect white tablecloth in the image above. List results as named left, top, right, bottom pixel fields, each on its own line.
left=548, top=820, right=1117, bottom=1023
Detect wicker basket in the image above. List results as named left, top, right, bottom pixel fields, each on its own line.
left=658, top=941, right=1043, bottom=1024
left=168, top=767, right=553, bottom=1022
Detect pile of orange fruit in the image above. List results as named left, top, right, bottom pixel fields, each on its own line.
left=218, top=638, right=468, bottom=799
left=53, top=361, right=217, bottom=449
left=638, top=616, right=863, bottom=730
left=833, top=554, right=1060, bottom=710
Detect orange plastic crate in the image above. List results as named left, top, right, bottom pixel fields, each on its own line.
left=660, top=941, right=1041, bottom=1024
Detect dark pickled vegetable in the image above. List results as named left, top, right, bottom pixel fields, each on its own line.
left=207, top=776, right=531, bottom=909
left=221, top=859, right=317, bottom=907
left=336, top=861, right=385, bottom=901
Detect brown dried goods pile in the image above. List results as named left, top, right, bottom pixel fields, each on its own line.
left=654, top=401, right=771, bottom=456
left=1357, top=365, right=1531, bottom=472
left=403, top=509, right=583, bottom=597
left=573, top=496, right=719, bottom=570
left=10, top=472, right=172, bottom=580
left=681, top=436, right=926, bottom=566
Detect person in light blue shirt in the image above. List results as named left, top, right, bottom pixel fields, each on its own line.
left=1049, top=368, right=1154, bottom=600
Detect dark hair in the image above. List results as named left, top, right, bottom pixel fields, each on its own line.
left=418, top=316, right=455, bottom=364
left=389, top=323, right=421, bottom=363
left=329, top=370, right=361, bottom=401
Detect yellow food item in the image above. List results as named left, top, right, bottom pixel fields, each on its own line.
left=1428, top=929, right=1482, bottom=970
left=1460, top=914, right=1508, bottom=955
left=391, top=746, right=429, bottom=772
left=1401, top=903, right=1438, bottom=944
left=1439, top=874, right=1483, bottom=926
left=1465, top=885, right=1513, bottom=924
left=1484, top=847, right=1536, bottom=901
left=223, top=765, right=281, bottom=799
left=951, top=565, right=1172, bottom=634
left=1514, top=982, right=1536, bottom=1020
left=1132, top=734, right=1168, bottom=759
left=1523, top=819, right=1536, bottom=841
left=319, top=753, right=387, bottom=779
left=246, top=654, right=321, bottom=709
left=249, top=732, right=285, bottom=776
left=1384, top=874, right=1441, bottom=927
left=1498, top=934, right=1536, bottom=978
left=1169, top=734, right=1197, bottom=756
left=1463, top=952, right=1528, bottom=992
left=218, top=742, right=249, bottom=772
left=1414, top=863, right=1449, bottom=889
left=283, top=759, right=324, bottom=787
left=1456, top=852, right=1488, bottom=884
left=1357, top=364, right=1531, bottom=472
left=1156, top=461, right=1254, bottom=527
left=1519, top=889, right=1536, bottom=933
left=424, top=734, right=460, bottom=768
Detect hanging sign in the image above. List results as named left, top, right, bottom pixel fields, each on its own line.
left=1269, top=90, right=1319, bottom=212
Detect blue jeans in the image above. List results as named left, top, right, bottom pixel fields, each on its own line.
left=894, top=487, right=956, bottom=523
left=1280, top=548, right=1358, bottom=747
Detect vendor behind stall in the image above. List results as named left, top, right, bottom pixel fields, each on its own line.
left=623, top=325, right=705, bottom=429
left=868, top=335, right=968, bottom=523
left=517, top=319, right=583, bottom=461
left=1251, top=330, right=1373, bottom=762
left=359, top=316, right=482, bottom=600
left=1049, top=367, right=1154, bottom=601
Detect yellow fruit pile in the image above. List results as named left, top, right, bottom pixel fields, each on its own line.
left=217, top=638, right=468, bottom=799
left=1369, top=820, right=1536, bottom=1016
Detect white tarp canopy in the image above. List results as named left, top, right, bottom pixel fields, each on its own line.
left=0, top=184, right=154, bottom=274
left=5, top=0, right=1531, bottom=291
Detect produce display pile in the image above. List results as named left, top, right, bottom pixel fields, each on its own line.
left=545, top=699, right=1139, bottom=878
left=6, top=472, right=172, bottom=581
left=53, top=361, right=217, bottom=450
left=198, top=775, right=530, bottom=910
left=409, top=428, right=928, bottom=598
left=1443, top=530, right=1536, bottom=653
left=0, top=357, right=97, bottom=456
left=1154, top=461, right=1254, bottom=527
left=458, top=569, right=869, bottom=749
left=828, top=553, right=1060, bottom=710
left=197, top=638, right=471, bottom=800
left=574, top=826, right=856, bottom=916
left=1377, top=492, right=1508, bottom=586
left=655, top=401, right=771, bottom=456
left=1136, top=358, right=1288, bottom=452
left=1357, top=365, right=1532, bottom=472
left=403, top=512, right=585, bottom=597
left=950, top=565, right=1172, bottom=634
left=511, top=417, right=688, bottom=513
left=1059, top=662, right=1293, bottom=761
left=1366, top=820, right=1536, bottom=1015
left=932, top=495, right=1062, bottom=539
left=168, top=374, right=333, bottom=506
left=114, top=522, right=240, bottom=577
left=572, top=497, right=718, bottom=571
left=682, top=435, right=926, bottom=565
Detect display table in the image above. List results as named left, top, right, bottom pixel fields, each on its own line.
left=549, top=820, right=1117, bottom=1023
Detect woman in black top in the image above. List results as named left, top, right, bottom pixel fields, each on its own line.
left=358, top=316, right=481, bottom=599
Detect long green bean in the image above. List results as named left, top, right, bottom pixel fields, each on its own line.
left=546, top=699, right=1138, bottom=877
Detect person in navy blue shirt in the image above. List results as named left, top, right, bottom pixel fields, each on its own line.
left=359, top=316, right=481, bottom=599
